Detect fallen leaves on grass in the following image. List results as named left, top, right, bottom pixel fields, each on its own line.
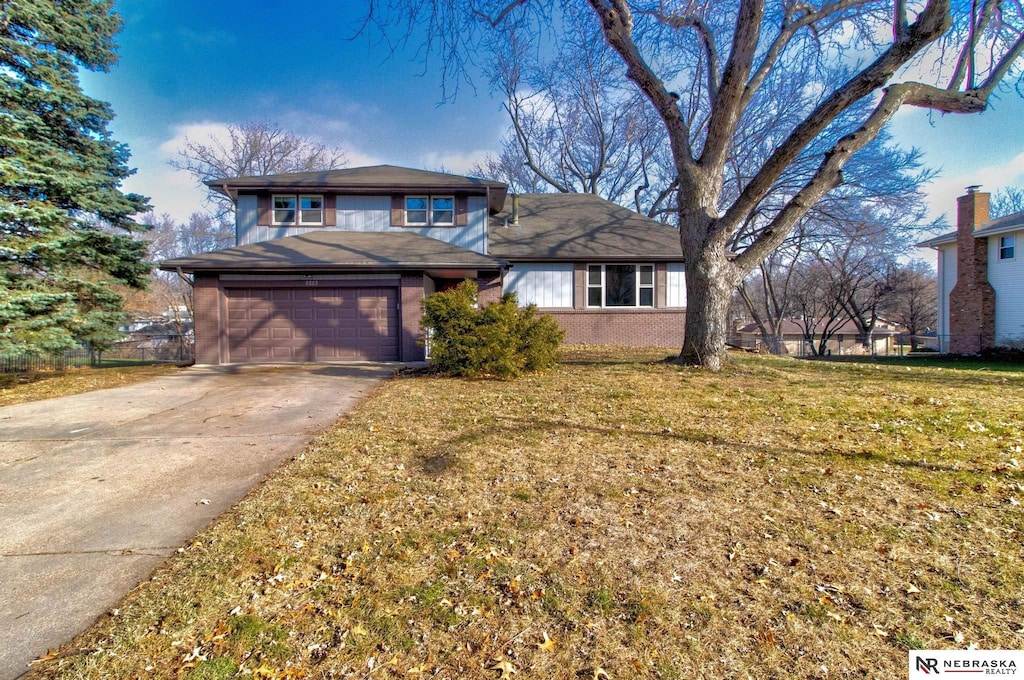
left=0, top=364, right=180, bottom=407
left=23, top=349, right=1024, bottom=680
left=491, top=659, right=517, bottom=677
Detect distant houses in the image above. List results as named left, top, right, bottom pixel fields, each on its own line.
left=731, top=319, right=905, bottom=357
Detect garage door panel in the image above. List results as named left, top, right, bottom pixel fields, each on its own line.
left=226, top=286, right=399, bottom=363
left=270, top=327, right=302, bottom=340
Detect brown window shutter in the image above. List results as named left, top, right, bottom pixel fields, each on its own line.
left=455, top=195, right=468, bottom=226
left=257, top=193, right=271, bottom=226
left=390, top=195, right=405, bottom=227
left=655, top=263, right=667, bottom=308
left=324, top=194, right=337, bottom=227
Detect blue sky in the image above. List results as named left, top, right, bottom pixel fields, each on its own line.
left=80, top=0, right=1024, bottom=234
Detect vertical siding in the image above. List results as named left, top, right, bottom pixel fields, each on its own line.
left=666, top=264, right=687, bottom=308
left=504, top=264, right=574, bottom=307
left=332, top=195, right=487, bottom=254
left=938, top=244, right=957, bottom=349
left=989, top=231, right=1024, bottom=345
left=336, top=195, right=392, bottom=230
left=417, top=196, right=486, bottom=252
left=236, top=194, right=258, bottom=246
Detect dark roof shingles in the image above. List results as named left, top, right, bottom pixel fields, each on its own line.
left=160, top=230, right=506, bottom=272
left=488, top=193, right=681, bottom=261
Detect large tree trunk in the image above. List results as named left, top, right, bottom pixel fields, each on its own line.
left=677, top=242, right=737, bottom=370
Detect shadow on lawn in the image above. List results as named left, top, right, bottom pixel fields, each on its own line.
left=557, top=348, right=676, bottom=367
left=413, top=414, right=1018, bottom=480
left=802, top=354, right=1024, bottom=374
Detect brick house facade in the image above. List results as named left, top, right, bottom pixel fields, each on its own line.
left=920, top=186, right=1024, bottom=352
left=162, top=166, right=687, bottom=364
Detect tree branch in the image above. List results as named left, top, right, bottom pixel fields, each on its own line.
left=742, top=0, right=872, bottom=112
left=471, top=0, right=530, bottom=27
left=505, top=99, right=571, bottom=193
left=588, top=0, right=696, bottom=173
left=651, top=10, right=721, bottom=102
left=700, top=0, right=764, bottom=173
left=733, top=81, right=934, bottom=272
left=719, top=0, right=953, bottom=244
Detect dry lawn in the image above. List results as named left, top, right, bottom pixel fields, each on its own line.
left=0, top=364, right=182, bottom=407
left=26, top=349, right=1024, bottom=679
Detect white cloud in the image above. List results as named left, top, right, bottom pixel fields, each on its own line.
left=418, top=149, right=494, bottom=174
left=125, top=162, right=206, bottom=223
left=118, top=122, right=233, bottom=222
left=923, top=150, right=1024, bottom=221
left=343, top=149, right=385, bottom=167
left=129, top=112, right=499, bottom=222
left=157, top=121, right=234, bottom=156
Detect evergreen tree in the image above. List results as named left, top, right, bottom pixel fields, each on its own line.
left=0, top=0, right=150, bottom=355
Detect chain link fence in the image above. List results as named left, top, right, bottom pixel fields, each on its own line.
left=1, top=335, right=193, bottom=373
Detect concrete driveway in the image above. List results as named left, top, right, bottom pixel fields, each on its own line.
left=0, top=363, right=394, bottom=679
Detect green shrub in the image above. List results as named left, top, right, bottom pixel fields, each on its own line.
left=422, top=280, right=563, bottom=378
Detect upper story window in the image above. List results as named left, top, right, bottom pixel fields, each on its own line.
left=273, top=195, right=323, bottom=225
left=431, top=196, right=454, bottom=225
left=999, top=234, right=1015, bottom=260
left=405, top=195, right=455, bottom=226
left=587, top=264, right=654, bottom=307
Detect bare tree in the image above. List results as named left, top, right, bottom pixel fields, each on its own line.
left=171, top=120, right=348, bottom=219
left=364, top=0, right=1024, bottom=369
left=139, top=211, right=233, bottom=259
left=476, top=10, right=674, bottom=215
left=472, top=144, right=553, bottom=195
left=823, top=220, right=901, bottom=349
left=883, top=259, right=938, bottom=348
left=136, top=211, right=234, bottom=327
left=990, top=186, right=1024, bottom=218
left=737, top=243, right=801, bottom=354
left=177, top=212, right=234, bottom=255
left=790, top=259, right=851, bottom=356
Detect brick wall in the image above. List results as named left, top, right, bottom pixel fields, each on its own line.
left=192, top=273, right=223, bottom=364
left=400, top=273, right=426, bottom=362
left=948, top=188, right=996, bottom=353
left=541, top=309, right=686, bottom=348
left=477, top=273, right=503, bottom=305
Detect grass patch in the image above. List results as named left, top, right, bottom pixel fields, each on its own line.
left=0, top=364, right=183, bottom=407
left=25, top=348, right=1024, bottom=679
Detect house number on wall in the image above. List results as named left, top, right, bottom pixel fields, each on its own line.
left=304, top=279, right=319, bottom=286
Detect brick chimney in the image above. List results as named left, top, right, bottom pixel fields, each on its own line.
left=948, top=186, right=996, bottom=353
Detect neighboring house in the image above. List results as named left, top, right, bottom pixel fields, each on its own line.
left=160, top=165, right=686, bottom=364
left=919, top=186, right=1024, bottom=353
left=733, top=319, right=902, bottom=356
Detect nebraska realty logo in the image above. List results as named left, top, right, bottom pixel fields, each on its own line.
left=909, top=650, right=1023, bottom=677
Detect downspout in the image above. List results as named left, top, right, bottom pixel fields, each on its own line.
left=484, top=186, right=490, bottom=255
left=175, top=267, right=193, bottom=289
left=175, top=267, right=194, bottom=363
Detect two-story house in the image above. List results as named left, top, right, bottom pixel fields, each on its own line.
left=919, top=186, right=1024, bottom=353
left=161, top=165, right=687, bottom=364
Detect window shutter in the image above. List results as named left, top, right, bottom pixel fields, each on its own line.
left=324, top=194, right=336, bottom=227
left=257, top=194, right=271, bottom=226
left=390, top=195, right=405, bottom=227
left=455, top=195, right=468, bottom=226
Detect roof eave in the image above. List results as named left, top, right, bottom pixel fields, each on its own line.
left=159, top=260, right=507, bottom=274
left=499, top=255, right=684, bottom=262
left=916, top=233, right=957, bottom=249
left=207, top=178, right=506, bottom=197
